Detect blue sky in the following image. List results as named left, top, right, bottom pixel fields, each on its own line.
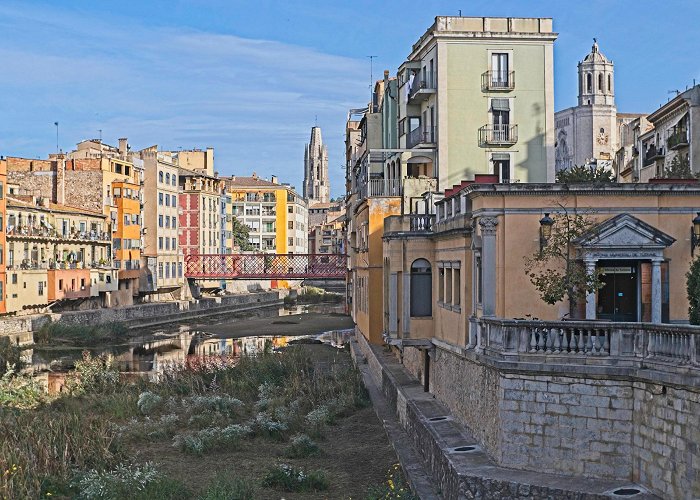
left=1, top=1, right=699, bottom=198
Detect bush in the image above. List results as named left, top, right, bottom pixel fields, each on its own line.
left=137, top=392, right=163, bottom=415
left=0, top=367, right=46, bottom=409
left=200, top=474, right=256, bottom=500
left=68, top=351, right=120, bottom=395
left=304, top=405, right=331, bottom=436
left=366, top=463, right=417, bottom=499
left=284, top=434, right=319, bottom=458
left=252, top=413, right=288, bottom=440
left=262, top=464, right=329, bottom=492
left=687, top=257, right=700, bottom=324
left=71, top=462, right=183, bottom=499
left=0, top=338, right=23, bottom=374
left=172, top=424, right=251, bottom=455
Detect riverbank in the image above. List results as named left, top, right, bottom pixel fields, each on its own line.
left=0, top=342, right=407, bottom=499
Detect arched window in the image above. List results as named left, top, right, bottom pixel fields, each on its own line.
left=165, top=173, right=170, bottom=184
left=586, top=73, right=592, bottom=93
left=158, top=171, right=164, bottom=183
left=598, top=73, right=603, bottom=92
left=607, top=74, right=611, bottom=92
left=410, top=258, right=432, bottom=317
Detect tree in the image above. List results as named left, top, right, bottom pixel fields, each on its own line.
left=687, top=257, right=700, bottom=325
left=524, top=207, right=604, bottom=318
left=555, top=164, right=615, bottom=184
left=231, top=216, right=254, bottom=251
left=662, top=154, right=696, bottom=179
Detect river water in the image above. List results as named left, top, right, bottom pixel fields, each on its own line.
left=28, top=303, right=352, bottom=392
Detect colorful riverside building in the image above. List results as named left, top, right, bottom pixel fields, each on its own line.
left=0, top=159, right=6, bottom=314
left=3, top=194, right=116, bottom=313
left=223, top=174, right=308, bottom=255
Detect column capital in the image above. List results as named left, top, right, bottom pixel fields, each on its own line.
left=478, top=216, right=499, bottom=236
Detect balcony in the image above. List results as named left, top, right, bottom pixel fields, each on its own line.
left=668, top=129, right=689, bottom=150
left=408, top=72, right=436, bottom=103
left=481, top=70, right=515, bottom=91
left=643, top=146, right=665, bottom=167
left=360, top=178, right=402, bottom=198
left=407, top=127, right=436, bottom=148
left=384, top=214, right=435, bottom=234
left=479, top=124, right=518, bottom=146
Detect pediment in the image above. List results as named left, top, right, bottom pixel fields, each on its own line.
left=574, top=214, right=675, bottom=250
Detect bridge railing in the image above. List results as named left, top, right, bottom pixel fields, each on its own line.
left=469, top=317, right=700, bottom=368
left=185, top=253, right=347, bottom=279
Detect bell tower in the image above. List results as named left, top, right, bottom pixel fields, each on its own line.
left=578, top=39, right=615, bottom=106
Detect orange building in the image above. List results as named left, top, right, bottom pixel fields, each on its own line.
left=0, top=159, right=6, bottom=314
left=112, top=180, right=142, bottom=283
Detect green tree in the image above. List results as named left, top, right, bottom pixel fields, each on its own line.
left=555, top=164, right=615, bottom=184
left=231, top=216, right=254, bottom=251
left=524, top=208, right=604, bottom=318
left=687, top=257, right=700, bottom=325
left=662, top=154, right=695, bottom=179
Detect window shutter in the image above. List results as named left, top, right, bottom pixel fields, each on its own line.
left=491, top=98, right=510, bottom=111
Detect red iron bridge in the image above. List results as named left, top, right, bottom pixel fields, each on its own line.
left=185, top=253, right=347, bottom=280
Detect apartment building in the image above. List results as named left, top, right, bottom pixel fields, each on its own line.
left=0, top=160, right=6, bottom=314
left=224, top=174, right=308, bottom=254
left=638, top=85, right=700, bottom=182
left=178, top=170, right=223, bottom=257
left=138, top=147, right=184, bottom=297
left=4, top=195, right=116, bottom=313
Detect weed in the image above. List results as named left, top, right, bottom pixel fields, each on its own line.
left=172, top=424, right=251, bottom=455
left=199, top=473, right=256, bottom=500
left=137, top=391, right=163, bottom=415
left=284, top=434, right=320, bottom=458
left=262, top=463, right=329, bottom=492
left=366, top=463, right=417, bottom=499
left=68, top=351, right=120, bottom=395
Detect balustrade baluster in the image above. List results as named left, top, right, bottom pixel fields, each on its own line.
left=545, top=328, right=554, bottom=353
left=602, top=329, right=610, bottom=355
left=591, top=329, right=599, bottom=355
left=585, top=329, right=593, bottom=355
left=529, top=329, right=537, bottom=352
left=553, top=328, right=561, bottom=353
left=576, top=329, right=583, bottom=353
left=537, top=328, right=546, bottom=352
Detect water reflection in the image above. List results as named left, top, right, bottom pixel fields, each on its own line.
left=29, top=303, right=351, bottom=389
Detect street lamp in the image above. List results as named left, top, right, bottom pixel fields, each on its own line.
left=691, top=212, right=700, bottom=257
left=539, top=213, right=554, bottom=254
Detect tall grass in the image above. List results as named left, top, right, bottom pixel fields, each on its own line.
left=35, top=321, right=127, bottom=345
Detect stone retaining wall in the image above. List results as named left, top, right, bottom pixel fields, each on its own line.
left=0, top=291, right=283, bottom=340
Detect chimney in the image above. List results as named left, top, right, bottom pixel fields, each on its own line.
left=118, top=138, right=128, bottom=155
left=56, top=156, right=66, bottom=205
left=271, top=175, right=278, bottom=184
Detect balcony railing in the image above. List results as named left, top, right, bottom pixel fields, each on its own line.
left=643, top=146, right=665, bottom=167
left=407, top=127, right=436, bottom=148
left=384, top=214, right=435, bottom=233
left=479, top=124, right=518, bottom=146
left=360, top=178, right=403, bottom=198
left=668, top=129, right=689, bottom=150
left=481, top=70, right=515, bottom=91
left=408, top=72, right=435, bottom=102
left=6, top=226, right=111, bottom=242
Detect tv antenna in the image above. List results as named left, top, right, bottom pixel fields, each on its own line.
left=367, top=55, right=378, bottom=102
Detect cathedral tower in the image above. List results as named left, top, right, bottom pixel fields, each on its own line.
left=578, top=39, right=615, bottom=107
left=303, top=126, right=329, bottom=204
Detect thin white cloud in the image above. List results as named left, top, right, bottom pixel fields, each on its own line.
left=0, top=2, right=367, bottom=196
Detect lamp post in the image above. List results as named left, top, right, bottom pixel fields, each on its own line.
left=691, top=212, right=700, bottom=257
left=539, top=212, right=554, bottom=255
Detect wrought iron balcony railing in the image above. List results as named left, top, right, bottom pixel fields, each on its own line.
left=407, top=127, right=436, bottom=148
left=482, top=70, right=515, bottom=91
left=479, top=124, right=518, bottom=146
left=668, top=129, right=689, bottom=150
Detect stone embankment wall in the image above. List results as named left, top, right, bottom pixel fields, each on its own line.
left=424, top=340, right=699, bottom=499
left=0, top=291, right=283, bottom=342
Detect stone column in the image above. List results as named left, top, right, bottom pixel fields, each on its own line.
left=651, top=259, right=662, bottom=324
left=585, top=259, right=597, bottom=320
left=479, top=217, right=498, bottom=317
left=388, top=272, right=398, bottom=335
left=402, top=273, right=411, bottom=337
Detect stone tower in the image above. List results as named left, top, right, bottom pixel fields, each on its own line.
left=578, top=39, right=615, bottom=106
left=303, top=126, right=329, bottom=204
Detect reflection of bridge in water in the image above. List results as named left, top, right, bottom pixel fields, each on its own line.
left=184, top=253, right=347, bottom=280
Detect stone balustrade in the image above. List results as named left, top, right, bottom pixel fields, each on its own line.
left=469, top=317, right=700, bottom=370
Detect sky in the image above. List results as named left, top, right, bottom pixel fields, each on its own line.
left=1, top=1, right=700, bottom=198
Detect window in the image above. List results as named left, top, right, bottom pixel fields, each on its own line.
left=598, top=73, right=603, bottom=92
left=165, top=262, right=170, bottom=278
left=165, top=216, right=170, bottom=228
left=288, top=237, right=294, bottom=246
left=288, top=221, right=294, bottom=230
left=476, top=255, right=483, bottom=304
left=607, top=74, right=611, bottom=92
left=490, top=99, right=510, bottom=140
left=172, top=238, right=176, bottom=249
left=454, top=268, right=461, bottom=306
left=12, top=274, right=17, bottom=285
left=158, top=237, right=163, bottom=250
left=159, top=193, right=163, bottom=205
left=178, top=262, right=183, bottom=277
left=159, top=171, right=164, bottom=183
left=172, top=216, right=177, bottom=228
left=0, top=281, right=3, bottom=302
left=586, top=73, right=592, bottom=93
left=410, top=259, right=432, bottom=317
left=165, top=194, right=170, bottom=207
left=172, top=195, right=177, bottom=207
left=490, top=53, right=509, bottom=87
left=288, top=206, right=293, bottom=213
left=492, top=153, right=511, bottom=182
left=158, top=215, right=163, bottom=227
left=165, top=173, right=170, bottom=184
left=172, top=175, right=177, bottom=186
left=0, top=181, right=3, bottom=199
left=165, top=238, right=170, bottom=250
left=158, top=262, right=163, bottom=279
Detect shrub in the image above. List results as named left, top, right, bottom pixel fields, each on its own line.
left=68, top=351, right=120, bottom=395
left=185, top=394, right=243, bottom=415
left=72, top=462, right=162, bottom=499
left=0, top=366, right=46, bottom=409
left=262, top=463, right=329, bottom=492
left=366, top=463, right=416, bottom=499
left=200, top=474, right=256, bottom=500
left=284, top=434, right=319, bottom=458
left=687, top=257, right=700, bottom=324
left=137, top=392, right=163, bottom=415
left=304, top=405, right=331, bottom=436
left=252, top=413, right=288, bottom=440
left=0, top=338, right=23, bottom=374
left=172, top=424, right=251, bottom=455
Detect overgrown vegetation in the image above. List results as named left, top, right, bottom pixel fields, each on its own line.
left=285, top=286, right=344, bottom=305
left=687, top=257, right=700, bottom=325
left=0, top=337, right=23, bottom=375
left=366, top=463, right=418, bottom=499
left=0, top=343, right=377, bottom=499
left=661, top=154, right=697, bottom=179
left=555, top=164, right=615, bottom=183
left=35, top=321, right=128, bottom=346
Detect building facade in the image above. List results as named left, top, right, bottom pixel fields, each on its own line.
left=303, top=126, right=330, bottom=204
left=0, top=160, right=6, bottom=314
left=555, top=41, right=646, bottom=173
